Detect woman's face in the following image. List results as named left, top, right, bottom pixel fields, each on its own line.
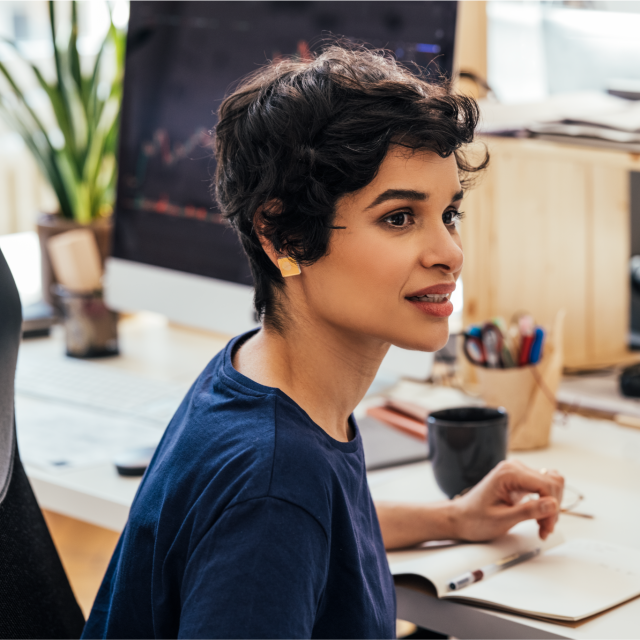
left=293, top=146, right=464, bottom=353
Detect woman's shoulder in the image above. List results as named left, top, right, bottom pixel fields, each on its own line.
left=174, top=332, right=362, bottom=492
left=157, top=363, right=281, bottom=495
left=265, top=394, right=365, bottom=527
left=159, top=383, right=356, bottom=507
left=137, top=335, right=364, bottom=532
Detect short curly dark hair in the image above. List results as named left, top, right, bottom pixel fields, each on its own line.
left=214, top=43, right=488, bottom=328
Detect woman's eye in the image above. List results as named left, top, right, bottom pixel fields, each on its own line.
left=443, top=209, right=464, bottom=227
left=384, top=212, right=412, bottom=227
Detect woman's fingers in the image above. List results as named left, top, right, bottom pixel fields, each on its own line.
left=489, top=461, right=565, bottom=538
left=494, top=460, right=564, bottom=503
left=494, top=494, right=560, bottom=539
left=502, top=496, right=559, bottom=537
left=456, top=460, right=566, bottom=542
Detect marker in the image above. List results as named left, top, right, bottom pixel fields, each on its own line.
left=447, top=548, right=541, bottom=591
left=517, top=314, right=535, bottom=366
left=518, top=334, right=534, bottom=366
left=529, top=327, right=545, bottom=364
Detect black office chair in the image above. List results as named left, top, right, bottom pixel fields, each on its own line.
left=0, top=248, right=85, bottom=639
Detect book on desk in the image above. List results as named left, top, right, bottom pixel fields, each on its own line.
left=388, top=521, right=640, bottom=623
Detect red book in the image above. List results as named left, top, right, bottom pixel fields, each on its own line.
left=366, top=406, right=427, bottom=442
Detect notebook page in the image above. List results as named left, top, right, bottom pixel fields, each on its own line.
left=388, top=520, right=563, bottom=597
left=447, top=539, right=640, bottom=621
left=567, top=103, right=640, bottom=133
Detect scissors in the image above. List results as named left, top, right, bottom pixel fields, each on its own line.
left=463, top=326, right=486, bottom=366
left=481, top=323, right=503, bottom=368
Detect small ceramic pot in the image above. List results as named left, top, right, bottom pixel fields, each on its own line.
left=36, top=213, right=113, bottom=306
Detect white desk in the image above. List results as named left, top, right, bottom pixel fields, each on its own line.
left=368, top=417, right=640, bottom=639
left=19, top=313, right=229, bottom=531
left=16, top=316, right=640, bottom=638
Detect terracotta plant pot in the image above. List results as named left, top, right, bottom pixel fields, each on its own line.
left=36, top=213, right=113, bottom=306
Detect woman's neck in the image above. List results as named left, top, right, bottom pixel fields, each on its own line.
left=233, top=318, right=388, bottom=442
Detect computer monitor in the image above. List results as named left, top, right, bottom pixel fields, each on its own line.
left=105, top=1, right=458, bottom=375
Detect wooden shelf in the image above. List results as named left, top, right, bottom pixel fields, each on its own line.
left=462, top=136, right=640, bottom=368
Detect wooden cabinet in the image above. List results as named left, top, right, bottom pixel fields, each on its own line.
left=461, top=137, right=640, bottom=368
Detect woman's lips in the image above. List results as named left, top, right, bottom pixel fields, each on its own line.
left=408, top=299, right=454, bottom=317
left=406, top=294, right=454, bottom=317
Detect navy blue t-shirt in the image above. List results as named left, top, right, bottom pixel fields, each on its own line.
left=83, top=331, right=396, bottom=639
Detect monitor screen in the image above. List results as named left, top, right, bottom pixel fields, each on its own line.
left=113, top=1, right=458, bottom=287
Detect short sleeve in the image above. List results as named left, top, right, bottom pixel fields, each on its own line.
left=178, top=496, right=329, bottom=639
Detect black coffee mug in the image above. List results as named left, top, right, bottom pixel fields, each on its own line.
left=427, top=407, right=508, bottom=499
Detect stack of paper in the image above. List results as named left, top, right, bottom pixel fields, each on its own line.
left=478, top=91, right=640, bottom=150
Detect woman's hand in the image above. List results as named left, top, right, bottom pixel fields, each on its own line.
left=376, top=460, right=564, bottom=550
left=451, top=460, right=564, bottom=542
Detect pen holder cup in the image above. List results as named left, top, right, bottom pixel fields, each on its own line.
left=56, top=286, right=119, bottom=359
left=473, top=313, right=564, bottom=451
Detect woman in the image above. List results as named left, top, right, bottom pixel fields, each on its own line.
left=84, top=45, right=563, bottom=639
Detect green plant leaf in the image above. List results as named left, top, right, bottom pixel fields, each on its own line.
left=0, top=35, right=73, bottom=149
left=49, top=1, right=78, bottom=157
left=68, top=0, right=88, bottom=159
left=86, top=36, right=106, bottom=125
left=0, top=59, right=78, bottom=216
left=83, top=27, right=110, bottom=174
left=0, top=100, right=74, bottom=218
left=69, top=1, right=82, bottom=97
left=30, top=65, right=74, bottom=145
left=83, top=94, right=118, bottom=201
left=0, top=59, right=53, bottom=144
left=55, top=148, right=86, bottom=221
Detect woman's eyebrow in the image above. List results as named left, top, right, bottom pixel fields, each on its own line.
left=364, top=189, right=428, bottom=210
left=452, top=189, right=464, bottom=202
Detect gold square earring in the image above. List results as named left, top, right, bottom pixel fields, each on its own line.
left=277, top=256, right=301, bottom=277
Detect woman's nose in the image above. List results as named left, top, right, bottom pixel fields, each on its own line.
left=419, top=223, right=463, bottom=274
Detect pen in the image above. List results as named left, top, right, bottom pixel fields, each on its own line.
left=447, top=548, right=541, bottom=591
left=528, top=327, right=545, bottom=364
left=560, top=509, right=594, bottom=519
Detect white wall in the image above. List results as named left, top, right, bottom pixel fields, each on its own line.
left=487, top=0, right=640, bottom=104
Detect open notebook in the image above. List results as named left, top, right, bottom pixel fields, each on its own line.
left=388, top=522, right=640, bottom=622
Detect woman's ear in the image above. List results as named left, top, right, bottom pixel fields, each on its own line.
left=253, top=201, right=301, bottom=277
left=253, top=201, right=280, bottom=268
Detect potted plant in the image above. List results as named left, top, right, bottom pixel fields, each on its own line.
left=0, top=1, right=125, bottom=302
